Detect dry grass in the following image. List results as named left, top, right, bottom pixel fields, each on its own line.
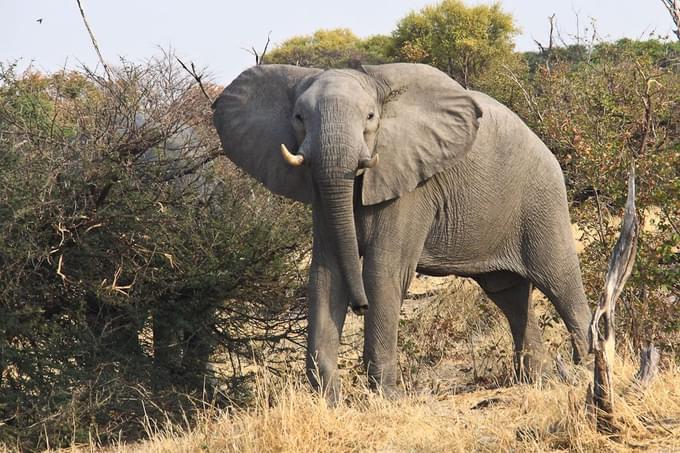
left=58, top=359, right=678, bottom=453
left=46, top=277, right=678, bottom=453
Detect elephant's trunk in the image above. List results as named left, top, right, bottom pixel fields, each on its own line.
left=314, top=137, right=368, bottom=315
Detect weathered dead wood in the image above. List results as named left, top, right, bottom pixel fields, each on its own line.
left=635, top=344, right=660, bottom=387
left=588, top=170, right=639, bottom=435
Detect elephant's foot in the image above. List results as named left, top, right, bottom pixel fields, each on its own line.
left=366, top=364, right=403, bottom=399
left=375, top=383, right=405, bottom=400
left=514, top=346, right=549, bottom=383
left=306, top=367, right=343, bottom=405
left=367, top=378, right=404, bottom=400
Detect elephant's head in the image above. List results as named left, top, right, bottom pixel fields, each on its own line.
left=212, top=63, right=482, bottom=314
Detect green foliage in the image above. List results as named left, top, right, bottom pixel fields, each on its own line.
left=264, top=28, right=395, bottom=68
left=0, top=56, right=310, bottom=450
left=392, top=0, right=518, bottom=87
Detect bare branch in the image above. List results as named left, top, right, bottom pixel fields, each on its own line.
left=660, top=0, right=680, bottom=41
left=75, top=0, right=113, bottom=80
left=548, top=14, right=555, bottom=52
left=533, top=38, right=546, bottom=54
left=243, top=32, right=272, bottom=65
left=502, top=64, right=544, bottom=123
left=175, top=57, right=214, bottom=104
left=160, top=147, right=222, bottom=182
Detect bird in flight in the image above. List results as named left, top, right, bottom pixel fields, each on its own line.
left=36, top=18, right=43, bottom=24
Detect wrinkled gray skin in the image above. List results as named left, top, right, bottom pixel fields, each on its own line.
left=212, top=63, right=591, bottom=399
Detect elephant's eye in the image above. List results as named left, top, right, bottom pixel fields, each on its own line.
left=294, top=113, right=303, bottom=122
left=367, top=112, right=375, bottom=120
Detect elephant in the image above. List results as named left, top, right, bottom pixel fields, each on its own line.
left=212, top=63, right=592, bottom=398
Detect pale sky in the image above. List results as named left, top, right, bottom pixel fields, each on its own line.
left=1, top=0, right=675, bottom=84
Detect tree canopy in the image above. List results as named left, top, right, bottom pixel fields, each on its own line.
left=264, top=28, right=394, bottom=68
left=393, top=0, right=518, bottom=87
left=264, top=1, right=518, bottom=87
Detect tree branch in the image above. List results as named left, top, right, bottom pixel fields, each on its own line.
left=175, top=57, right=214, bottom=104
left=75, top=0, right=113, bottom=80
left=660, top=0, right=680, bottom=41
left=243, top=32, right=272, bottom=65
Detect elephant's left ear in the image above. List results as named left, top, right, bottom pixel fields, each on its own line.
left=361, top=63, right=482, bottom=205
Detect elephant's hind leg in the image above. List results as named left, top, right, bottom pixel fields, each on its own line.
left=529, top=265, right=591, bottom=366
left=474, top=271, right=548, bottom=382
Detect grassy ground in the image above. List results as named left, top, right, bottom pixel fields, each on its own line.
left=75, top=361, right=680, bottom=452
left=45, top=277, right=679, bottom=453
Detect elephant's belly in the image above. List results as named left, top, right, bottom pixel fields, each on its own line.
left=416, top=221, right=509, bottom=278
left=416, top=252, right=495, bottom=278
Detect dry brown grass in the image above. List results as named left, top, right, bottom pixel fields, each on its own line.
left=61, top=358, right=678, bottom=453
left=50, top=277, right=677, bottom=453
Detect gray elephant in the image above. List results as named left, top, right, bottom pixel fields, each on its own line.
left=212, top=63, right=591, bottom=397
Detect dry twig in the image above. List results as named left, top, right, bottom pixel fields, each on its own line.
left=660, top=0, right=680, bottom=41
left=243, top=32, right=272, bottom=65
left=175, top=57, right=214, bottom=104
left=75, top=0, right=113, bottom=80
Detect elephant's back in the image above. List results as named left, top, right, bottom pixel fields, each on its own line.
left=468, top=90, right=563, bottom=180
left=463, top=91, right=567, bottom=211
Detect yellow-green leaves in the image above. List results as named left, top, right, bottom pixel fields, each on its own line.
left=393, top=0, right=518, bottom=87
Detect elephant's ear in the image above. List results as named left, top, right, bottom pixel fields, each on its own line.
left=360, top=63, right=482, bottom=205
left=212, top=64, right=321, bottom=204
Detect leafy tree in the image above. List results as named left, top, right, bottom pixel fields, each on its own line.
left=264, top=28, right=395, bottom=68
left=392, top=0, right=518, bottom=87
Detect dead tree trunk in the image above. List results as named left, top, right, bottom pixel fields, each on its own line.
left=588, top=170, right=639, bottom=434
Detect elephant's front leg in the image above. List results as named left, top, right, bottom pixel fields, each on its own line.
left=362, top=264, right=414, bottom=396
left=306, top=255, right=349, bottom=402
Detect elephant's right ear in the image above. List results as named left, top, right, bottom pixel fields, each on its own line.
left=212, top=65, right=321, bottom=204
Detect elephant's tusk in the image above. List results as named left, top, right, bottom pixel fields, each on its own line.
left=280, top=144, right=304, bottom=167
left=358, top=153, right=379, bottom=169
